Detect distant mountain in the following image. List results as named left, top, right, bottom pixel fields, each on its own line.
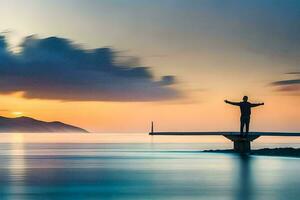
left=0, top=116, right=88, bottom=133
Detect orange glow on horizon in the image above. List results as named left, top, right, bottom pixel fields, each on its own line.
left=0, top=91, right=299, bottom=136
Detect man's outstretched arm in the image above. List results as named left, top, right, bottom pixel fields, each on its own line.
left=224, top=100, right=240, bottom=106
left=251, top=102, right=264, bottom=107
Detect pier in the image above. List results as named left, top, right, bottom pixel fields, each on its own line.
left=149, top=123, right=300, bottom=153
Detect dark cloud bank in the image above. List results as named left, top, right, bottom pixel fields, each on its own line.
left=271, top=72, right=300, bottom=94
left=0, top=35, right=180, bottom=101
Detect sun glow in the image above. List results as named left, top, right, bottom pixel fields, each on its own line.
left=11, top=111, right=23, bottom=117
left=11, top=134, right=24, bottom=143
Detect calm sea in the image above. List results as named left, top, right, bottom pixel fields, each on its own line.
left=0, top=133, right=299, bottom=200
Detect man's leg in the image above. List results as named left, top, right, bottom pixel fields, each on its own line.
left=240, top=117, right=244, bottom=134
left=245, top=117, right=250, bottom=133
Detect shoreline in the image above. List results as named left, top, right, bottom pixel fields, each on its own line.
left=203, top=147, right=300, bottom=157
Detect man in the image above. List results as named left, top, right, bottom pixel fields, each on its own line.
left=225, top=96, right=264, bottom=135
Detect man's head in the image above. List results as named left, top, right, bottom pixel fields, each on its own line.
left=243, top=96, right=248, bottom=102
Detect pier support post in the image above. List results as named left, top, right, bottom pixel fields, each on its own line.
left=234, top=140, right=251, bottom=153
left=224, top=135, right=260, bottom=153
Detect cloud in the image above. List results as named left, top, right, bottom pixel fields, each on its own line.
left=271, top=79, right=300, bottom=86
left=286, top=72, right=300, bottom=75
left=270, top=72, right=300, bottom=94
left=276, top=85, right=300, bottom=93
left=0, top=35, right=181, bottom=101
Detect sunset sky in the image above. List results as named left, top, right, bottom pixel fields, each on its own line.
left=0, top=0, right=299, bottom=133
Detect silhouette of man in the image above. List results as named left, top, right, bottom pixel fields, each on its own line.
left=225, top=96, right=264, bottom=135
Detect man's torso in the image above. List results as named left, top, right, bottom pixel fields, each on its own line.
left=239, top=102, right=251, bottom=117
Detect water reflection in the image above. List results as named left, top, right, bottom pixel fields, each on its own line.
left=235, top=155, right=253, bottom=200
left=8, top=142, right=26, bottom=200
left=0, top=143, right=299, bottom=200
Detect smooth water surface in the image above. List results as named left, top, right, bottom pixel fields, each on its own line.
left=0, top=142, right=299, bottom=200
